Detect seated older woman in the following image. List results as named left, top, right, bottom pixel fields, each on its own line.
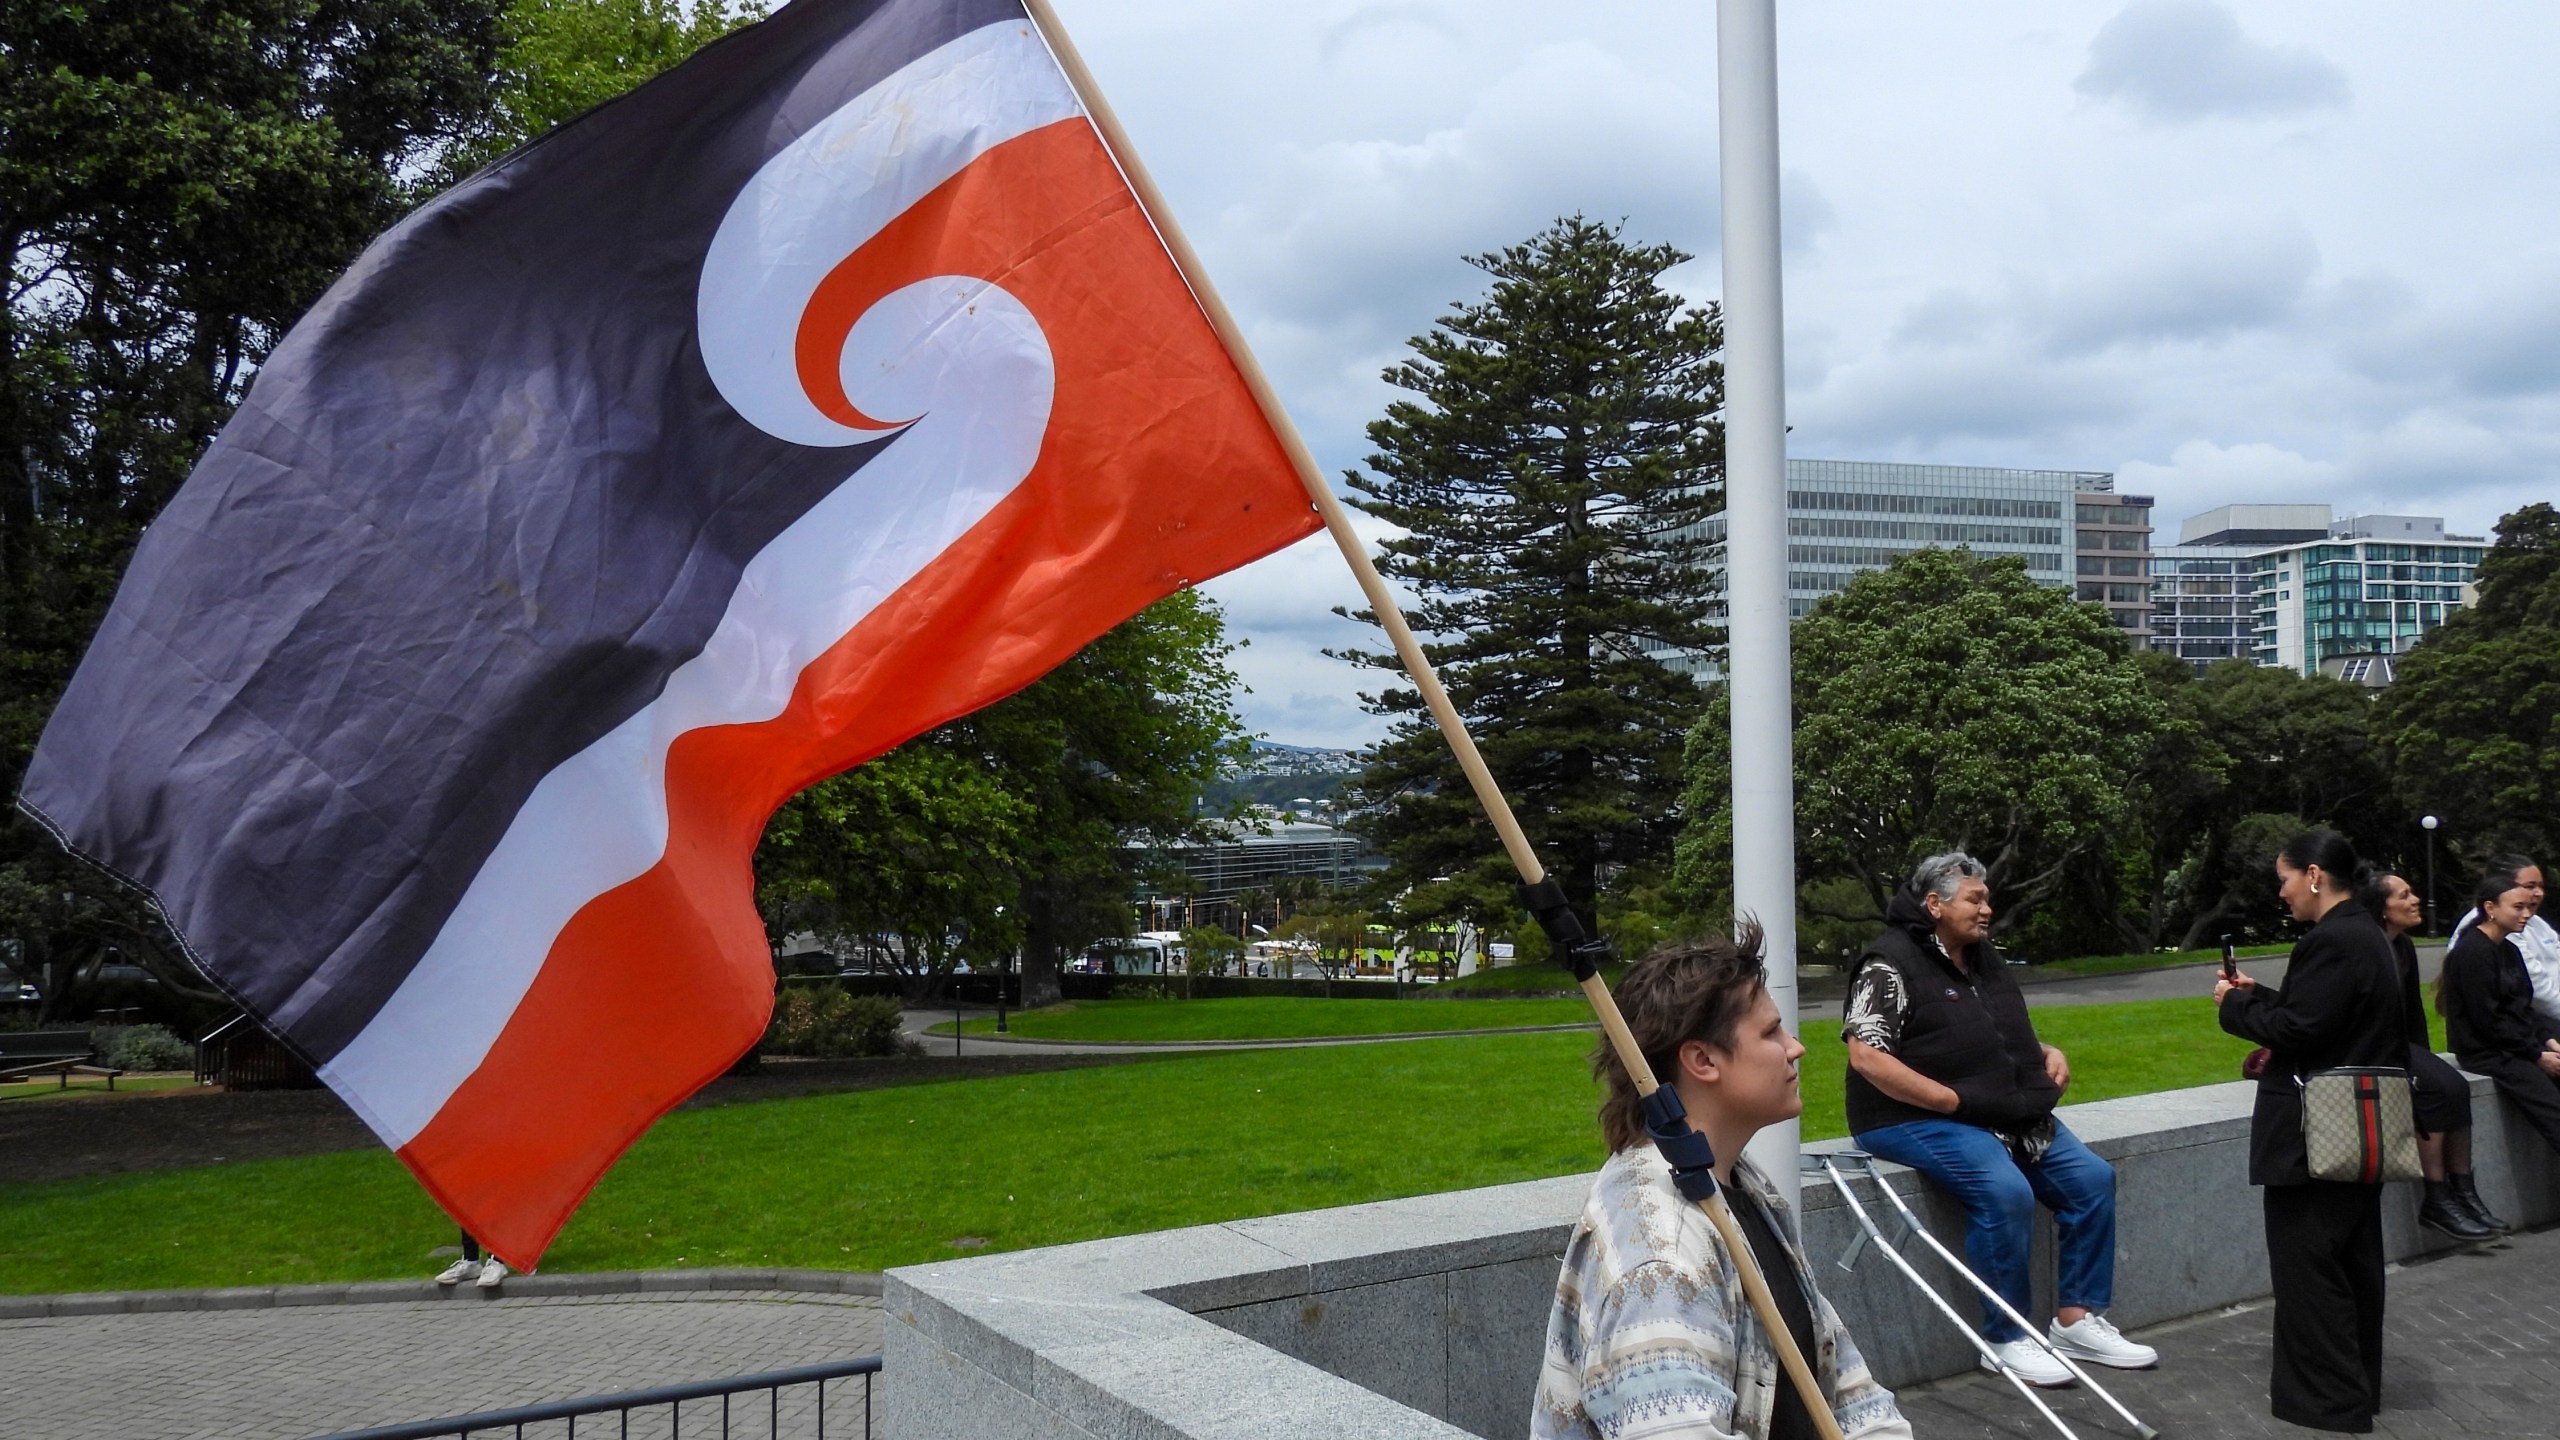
left=1842, top=852, right=2157, bottom=1388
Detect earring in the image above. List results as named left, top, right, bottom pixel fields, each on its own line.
left=2311, top=883, right=2321, bottom=895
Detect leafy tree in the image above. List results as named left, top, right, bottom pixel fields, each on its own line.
left=1231, top=885, right=1276, bottom=938
left=440, top=0, right=759, bottom=179
left=752, top=591, right=1252, bottom=1008
left=2163, top=659, right=2395, bottom=947
left=2377, top=502, right=2560, bottom=864
left=1, top=0, right=508, bottom=1018
left=756, top=745, right=1029, bottom=1001
left=1179, top=925, right=1243, bottom=996
left=1337, top=216, right=1724, bottom=937
left=964, top=589, right=1254, bottom=1008
left=1677, top=548, right=2168, bottom=947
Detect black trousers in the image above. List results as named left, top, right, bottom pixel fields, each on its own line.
left=2409, top=1045, right=2472, bottom=1135
left=2263, top=1180, right=2384, bottom=1433
left=2455, top=1050, right=2560, bottom=1153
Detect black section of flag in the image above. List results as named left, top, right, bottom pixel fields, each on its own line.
left=19, top=0, right=1028, bottom=1062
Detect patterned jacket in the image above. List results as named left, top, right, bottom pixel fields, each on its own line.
left=1531, top=1147, right=1912, bottom=1440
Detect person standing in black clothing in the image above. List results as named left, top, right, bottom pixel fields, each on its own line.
left=2439, top=866, right=2560, bottom=1156
left=2215, top=830, right=2404, bottom=1434
left=2356, top=869, right=2504, bottom=1240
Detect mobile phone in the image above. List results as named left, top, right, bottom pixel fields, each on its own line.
left=2221, top=934, right=2238, bottom=982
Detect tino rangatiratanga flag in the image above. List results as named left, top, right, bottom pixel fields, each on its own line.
left=21, top=0, right=1318, bottom=1265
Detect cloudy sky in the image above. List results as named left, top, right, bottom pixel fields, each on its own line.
left=1045, top=0, right=2560, bottom=748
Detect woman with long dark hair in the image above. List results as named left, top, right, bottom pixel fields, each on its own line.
left=2439, top=863, right=2560, bottom=1155
left=2355, top=869, right=2504, bottom=1240
left=2214, top=829, right=2403, bottom=1433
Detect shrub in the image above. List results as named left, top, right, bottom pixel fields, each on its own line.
left=764, top=987, right=919, bottom=1058
left=101, top=1023, right=196, bottom=1072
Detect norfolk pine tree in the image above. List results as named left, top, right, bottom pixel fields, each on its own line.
left=1337, top=217, right=1724, bottom=941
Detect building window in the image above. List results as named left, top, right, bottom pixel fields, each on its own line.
left=2110, top=557, right=2142, bottom=576
left=2108, top=531, right=2143, bottom=551
left=2077, top=582, right=2108, bottom=601
left=2078, top=556, right=2107, bottom=575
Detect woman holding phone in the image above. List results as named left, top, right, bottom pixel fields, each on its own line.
left=2439, top=864, right=2560, bottom=1157
left=2356, top=869, right=2503, bottom=1240
left=2215, top=830, right=2403, bottom=1433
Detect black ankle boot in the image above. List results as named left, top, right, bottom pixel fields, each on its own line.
left=2450, top=1173, right=2512, bottom=1234
left=2422, top=1179, right=2498, bottom=1241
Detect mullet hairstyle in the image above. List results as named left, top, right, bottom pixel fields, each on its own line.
left=1595, top=922, right=1770, bottom=1154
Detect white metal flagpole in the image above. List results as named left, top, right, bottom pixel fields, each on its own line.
left=1717, top=0, right=1803, bottom=1210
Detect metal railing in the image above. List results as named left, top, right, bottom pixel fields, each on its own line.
left=305, top=1357, right=878, bottom=1440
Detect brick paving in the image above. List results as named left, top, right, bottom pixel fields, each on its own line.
left=1898, top=1222, right=2560, bottom=1438
left=0, top=1288, right=881, bottom=1440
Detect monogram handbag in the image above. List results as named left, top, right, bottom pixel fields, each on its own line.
left=2298, top=1066, right=2422, bottom=1183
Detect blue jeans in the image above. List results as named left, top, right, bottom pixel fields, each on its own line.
left=1856, top=1117, right=2117, bottom=1342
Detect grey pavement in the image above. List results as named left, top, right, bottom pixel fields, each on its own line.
left=1899, top=1218, right=2560, bottom=1439
left=0, top=1288, right=881, bottom=1440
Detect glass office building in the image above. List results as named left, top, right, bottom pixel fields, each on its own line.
left=1781, top=458, right=2106, bottom=616
left=1660, top=458, right=2132, bottom=674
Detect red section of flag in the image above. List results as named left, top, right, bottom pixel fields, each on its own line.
left=396, top=119, right=1318, bottom=1266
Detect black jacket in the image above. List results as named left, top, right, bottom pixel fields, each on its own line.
left=1844, top=890, right=2059, bottom=1136
left=2217, top=899, right=2405, bottom=1186
left=2440, top=924, right=2559, bottom=1063
left=2392, top=933, right=2430, bottom=1051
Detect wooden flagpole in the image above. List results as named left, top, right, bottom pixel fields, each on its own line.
left=1018, top=5, right=1843, bottom=1435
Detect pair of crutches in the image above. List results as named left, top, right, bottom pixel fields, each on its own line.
left=1812, top=1150, right=2160, bottom=1440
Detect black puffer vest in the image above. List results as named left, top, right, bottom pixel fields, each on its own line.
left=1844, top=891, right=2060, bottom=1136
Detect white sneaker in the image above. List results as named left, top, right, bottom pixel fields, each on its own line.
left=1979, top=1335, right=2076, bottom=1388
left=2048, top=1312, right=2158, bottom=1370
left=474, top=1258, right=509, bottom=1290
left=434, top=1257, right=480, bottom=1285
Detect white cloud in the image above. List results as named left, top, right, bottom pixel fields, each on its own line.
left=2075, top=0, right=2351, bottom=124
left=1047, top=0, right=2560, bottom=743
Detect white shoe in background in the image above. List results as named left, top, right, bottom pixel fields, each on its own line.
left=1979, top=1335, right=2076, bottom=1388
left=434, top=1257, right=480, bottom=1286
left=474, top=1258, right=509, bottom=1290
left=2048, top=1312, right=2158, bottom=1369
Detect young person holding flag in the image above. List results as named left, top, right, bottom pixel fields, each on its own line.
left=1534, top=929, right=1911, bottom=1440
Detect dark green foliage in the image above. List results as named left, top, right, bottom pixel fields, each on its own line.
left=754, top=590, right=1253, bottom=1005
left=1337, top=217, right=1724, bottom=934
left=98, top=1022, right=195, bottom=1072
left=2154, top=660, right=2397, bottom=947
left=1679, top=548, right=2167, bottom=948
left=2377, top=502, right=2560, bottom=865
left=1, top=0, right=509, bottom=1019
left=439, top=0, right=760, bottom=181
left=761, top=988, right=915, bottom=1059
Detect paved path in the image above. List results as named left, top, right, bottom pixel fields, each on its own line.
left=1899, top=1218, right=2560, bottom=1438
left=0, top=1289, right=882, bottom=1440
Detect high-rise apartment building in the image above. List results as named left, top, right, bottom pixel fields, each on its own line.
left=2145, top=506, right=2489, bottom=675
left=2147, top=546, right=2258, bottom=667
left=2245, top=515, right=2490, bottom=674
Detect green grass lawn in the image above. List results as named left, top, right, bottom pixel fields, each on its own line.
left=0, top=996, right=2257, bottom=1296
left=0, top=1074, right=198, bottom=1105
left=931, top=996, right=1596, bottom=1041
left=1433, top=962, right=1623, bottom=995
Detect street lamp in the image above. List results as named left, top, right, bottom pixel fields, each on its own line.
left=2421, top=815, right=2440, bottom=936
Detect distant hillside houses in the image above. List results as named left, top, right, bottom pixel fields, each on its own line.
left=1245, top=740, right=1364, bottom=776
